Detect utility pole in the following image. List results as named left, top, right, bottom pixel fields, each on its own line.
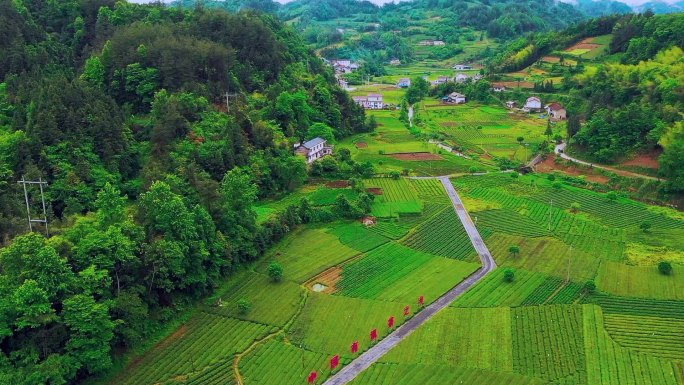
left=18, top=175, right=49, bottom=236
left=225, top=85, right=239, bottom=113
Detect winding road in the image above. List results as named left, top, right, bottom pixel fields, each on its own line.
left=322, top=177, right=496, bottom=385
left=555, top=142, right=660, bottom=181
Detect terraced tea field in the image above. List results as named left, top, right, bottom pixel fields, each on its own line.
left=112, top=173, right=684, bottom=385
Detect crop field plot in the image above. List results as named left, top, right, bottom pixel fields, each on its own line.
left=484, top=233, right=600, bottom=281
left=595, top=261, right=684, bottom=301
left=258, top=228, right=359, bottom=283
left=117, top=313, right=271, bottom=385
left=368, top=178, right=424, bottom=217
left=402, top=206, right=479, bottom=261
left=372, top=256, right=478, bottom=304
left=421, top=104, right=548, bottom=162
left=349, top=363, right=544, bottom=385
left=207, top=271, right=302, bottom=327
left=520, top=276, right=583, bottom=306
left=367, top=178, right=420, bottom=202
left=365, top=219, right=412, bottom=240
left=452, top=268, right=549, bottom=308
left=530, top=186, right=684, bottom=231
left=240, top=340, right=329, bottom=385
left=308, top=187, right=359, bottom=205
left=512, top=305, right=586, bottom=384
left=336, top=242, right=477, bottom=302
left=583, top=293, right=684, bottom=319
left=603, top=314, right=684, bottom=360
left=475, top=208, right=552, bottom=237
left=382, top=307, right=513, bottom=371
left=408, top=178, right=450, bottom=201
left=288, top=293, right=402, bottom=357
left=583, top=305, right=679, bottom=385
left=326, top=222, right=391, bottom=253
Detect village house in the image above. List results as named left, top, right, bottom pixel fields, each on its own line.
left=455, top=73, right=470, bottom=83
left=418, top=40, right=446, bottom=46
left=546, top=102, right=567, bottom=120
left=390, top=59, right=401, bottom=66
left=506, top=101, right=517, bottom=109
left=524, top=96, right=542, bottom=112
left=472, top=74, right=483, bottom=82
left=492, top=84, right=506, bottom=92
left=432, top=76, right=451, bottom=85
left=352, top=94, right=385, bottom=110
left=397, top=78, right=411, bottom=88
left=453, top=64, right=473, bottom=70
left=443, top=92, right=467, bottom=104
left=330, top=60, right=359, bottom=74
left=294, top=137, right=333, bottom=164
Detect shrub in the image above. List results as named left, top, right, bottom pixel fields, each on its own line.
left=503, top=268, right=515, bottom=282
left=570, top=202, right=581, bottom=213
left=547, top=174, right=556, bottom=181
left=583, top=280, right=596, bottom=294
left=237, top=298, right=252, bottom=314
left=389, top=171, right=401, bottom=180
left=509, top=245, right=520, bottom=258
left=658, top=261, right=672, bottom=276
left=268, top=261, right=284, bottom=282
left=640, top=222, right=652, bottom=233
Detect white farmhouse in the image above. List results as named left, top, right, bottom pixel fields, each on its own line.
left=352, top=94, right=385, bottom=110
left=443, top=92, right=467, bottom=104
left=524, top=96, right=542, bottom=112
left=294, top=138, right=333, bottom=164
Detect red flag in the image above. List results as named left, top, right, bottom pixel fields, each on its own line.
left=388, top=316, right=395, bottom=329
left=308, top=371, right=318, bottom=384
left=330, top=355, right=340, bottom=370
left=370, top=328, right=378, bottom=341
left=351, top=341, right=359, bottom=354
left=419, top=295, right=425, bottom=306
left=404, top=305, right=411, bottom=316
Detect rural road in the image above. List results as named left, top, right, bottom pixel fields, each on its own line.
left=555, top=142, right=659, bottom=181
left=322, top=177, right=496, bottom=385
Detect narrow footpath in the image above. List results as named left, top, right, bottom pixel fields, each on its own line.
left=322, top=177, right=496, bottom=385
left=555, top=142, right=660, bottom=181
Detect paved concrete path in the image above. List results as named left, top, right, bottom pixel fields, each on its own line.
left=322, top=177, right=496, bottom=385
left=555, top=142, right=659, bottom=181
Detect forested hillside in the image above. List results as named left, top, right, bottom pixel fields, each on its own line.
left=0, top=1, right=372, bottom=383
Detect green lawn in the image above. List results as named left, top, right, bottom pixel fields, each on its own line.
left=258, top=227, right=359, bottom=283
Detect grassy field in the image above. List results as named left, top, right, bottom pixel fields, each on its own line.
left=596, top=261, right=684, bottom=300
left=257, top=227, right=359, bottom=283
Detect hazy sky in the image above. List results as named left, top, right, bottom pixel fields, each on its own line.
left=130, top=0, right=678, bottom=6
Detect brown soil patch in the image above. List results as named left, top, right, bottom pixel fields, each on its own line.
left=306, top=266, right=343, bottom=294
left=566, top=38, right=601, bottom=51
left=621, top=152, right=660, bottom=170
left=537, top=157, right=610, bottom=184
left=542, top=56, right=560, bottom=63
left=355, top=142, right=368, bottom=149
left=390, top=152, right=444, bottom=161
left=366, top=187, right=384, bottom=195
left=497, top=81, right=535, bottom=89
left=326, top=180, right=350, bottom=188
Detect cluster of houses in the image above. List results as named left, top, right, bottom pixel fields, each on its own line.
left=352, top=94, right=386, bottom=110
left=442, top=92, right=467, bottom=104
left=328, top=59, right=360, bottom=74
left=418, top=40, right=446, bottom=46
left=505, top=97, right=567, bottom=120
left=294, top=137, right=333, bottom=164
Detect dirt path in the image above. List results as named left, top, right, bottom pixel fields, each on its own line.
left=555, top=142, right=661, bottom=181
left=322, top=177, right=496, bottom=385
